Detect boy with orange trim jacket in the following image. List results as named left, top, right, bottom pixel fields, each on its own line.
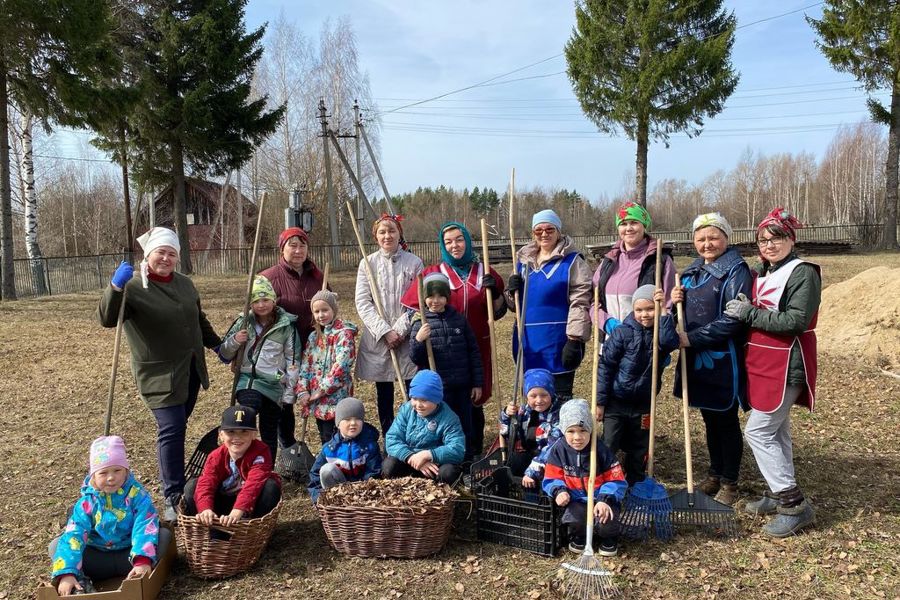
left=542, top=399, right=627, bottom=556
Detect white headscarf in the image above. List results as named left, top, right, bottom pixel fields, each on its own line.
left=136, top=227, right=180, bottom=288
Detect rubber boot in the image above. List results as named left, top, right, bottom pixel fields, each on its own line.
left=763, top=499, right=815, bottom=538
left=744, top=492, right=778, bottom=516
left=697, top=476, right=721, bottom=495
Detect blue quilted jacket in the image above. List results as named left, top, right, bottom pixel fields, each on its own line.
left=598, top=313, right=679, bottom=413
left=409, top=305, right=483, bottom=389
left=385, top=401, right=466, bottom=465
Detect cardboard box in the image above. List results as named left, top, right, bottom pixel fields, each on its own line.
left=36, top=529, right=177, bottom=600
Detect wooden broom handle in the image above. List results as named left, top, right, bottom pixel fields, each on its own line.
left=675, top=273, right=694, bottom=493
left=480, top=218, right=501, bottom=425
left=647, top=237, right=663, bottom=476
left=416, top=273, right=437, bottom=370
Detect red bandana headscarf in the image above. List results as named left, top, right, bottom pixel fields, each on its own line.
left=372, top=213, right=408, bottom=251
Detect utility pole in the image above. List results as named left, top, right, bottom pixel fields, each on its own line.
left=358, top=118, right=398, bottom=216
left=354, top=100, right=365, bottom=229
left=319, top=99, right=339, bottom=264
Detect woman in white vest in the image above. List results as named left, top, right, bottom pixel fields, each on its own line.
left=723, top=207, right=820, bottom=538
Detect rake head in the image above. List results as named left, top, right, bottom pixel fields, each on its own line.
left=185, top=426, right=219, bottom=480
left=669, top=489, right=738, bottom=538
left=620, top=477, right=674, bottom=541
left=275, top=441, right=316, bottom=484
left=557, top=553, right=621, bottom=600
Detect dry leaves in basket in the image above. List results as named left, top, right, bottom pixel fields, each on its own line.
left=321, top=477, right=457, bottom=510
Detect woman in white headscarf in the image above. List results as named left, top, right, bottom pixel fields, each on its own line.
left=97, top=227, right=222, bottom=520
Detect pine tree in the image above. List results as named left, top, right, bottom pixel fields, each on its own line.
left=129, top=0, right=285, bottom=273
left=0, top=0, right=117, bottom=299
left=565, top=0, right=739, bottom=206
left=809, top=1, right=900, bottom=249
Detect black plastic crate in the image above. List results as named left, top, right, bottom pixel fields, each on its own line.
left=473, top=464, right=564, bottom=557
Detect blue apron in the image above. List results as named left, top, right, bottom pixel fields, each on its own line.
left=513, top=252, right=577, bottom=375
left=679, top=264, right=744, bottom=411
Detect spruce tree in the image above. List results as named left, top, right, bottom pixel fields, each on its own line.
left=130, top=0, right=285, bottom=273
left=565, top=0, right=739, bottom=206
left=0, top=0, right=116, bottom=300
left=809, top=1, right=900, bottom=249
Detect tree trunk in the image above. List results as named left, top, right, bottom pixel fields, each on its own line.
left=119, top=122, right=133, bottom=257
left=635, top=115, right=649, bottom=207
left=0, top=66, right=16, bottom=300
left=18, top=110, right=46, bottom=295
left=172, top=141, right=192, bottom=273
left=881, top=81, right=899, bottom=249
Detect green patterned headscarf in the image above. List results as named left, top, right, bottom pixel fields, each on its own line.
left=615, top=202, right=652, bottom=229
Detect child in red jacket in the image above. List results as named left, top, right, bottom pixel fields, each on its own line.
left=183, top=406, right=281, bottom=524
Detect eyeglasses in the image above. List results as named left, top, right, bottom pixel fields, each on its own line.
left=533, top=227, right=557, bottom=236
left=756, top=237, right=786, bottom=248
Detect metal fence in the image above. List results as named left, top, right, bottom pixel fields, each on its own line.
left=8, top=222, right=896, bottom=299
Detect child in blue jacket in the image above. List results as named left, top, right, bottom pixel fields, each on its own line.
left=383, top=370, right=466, bottom=485
left=49, top=436, right=169, bottom=595
left=499, top=368, right=562, bottom=487
left=543, top=400, right=626, bottom=556
left=598, top=284, right=679, bottom=486
left=308, top=397, right=382, bottom=503
left=410, top=272, right=483, bottom=460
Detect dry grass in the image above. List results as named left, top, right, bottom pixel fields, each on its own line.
left=0, top=251, right=898, bottom=599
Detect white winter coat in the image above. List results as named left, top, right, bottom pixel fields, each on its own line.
left=354, top=248, right=424, bottom=382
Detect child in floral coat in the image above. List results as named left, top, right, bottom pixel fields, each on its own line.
left=296, top=290, right=359, bottom=444
left=49, top=436, right=168, bottom=596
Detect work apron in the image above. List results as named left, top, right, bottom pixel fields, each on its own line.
left=745, top=258, right=818, bottom=414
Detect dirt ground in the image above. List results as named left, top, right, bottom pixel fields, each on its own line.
left=1, top=252, right=898, bottom=599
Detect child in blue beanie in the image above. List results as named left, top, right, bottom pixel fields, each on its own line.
left=383, top=370, right=466, bottom=485
left=499, top=368, right=562, bottom=487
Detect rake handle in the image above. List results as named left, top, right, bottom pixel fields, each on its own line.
left=675, top=273, right=694, bottom=494
left=480, top=218, right=501, bottom=443
left=416, top=273, right=437, bottom=370
left=345, top=201, right=408, bottom=403
left=584, top=282, right=602, bottom=548
left=647, top=238, right=663, bottom=476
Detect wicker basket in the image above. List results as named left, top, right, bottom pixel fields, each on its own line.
left=317, top=494, right=454, bottom=559
left=176, top=500, right=282, bottom=579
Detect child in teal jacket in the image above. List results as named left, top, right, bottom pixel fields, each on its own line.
left=49, top=436, right=169, bottom=595
left=383, top=370, right=466, bottom=485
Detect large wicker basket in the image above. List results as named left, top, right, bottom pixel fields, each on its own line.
left=317, top=494, right=454, bottom=559
left=176, top=500, right=282, bottom=578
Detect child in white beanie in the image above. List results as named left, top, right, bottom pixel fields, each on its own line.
left=49, top=436, right=168, bottom=596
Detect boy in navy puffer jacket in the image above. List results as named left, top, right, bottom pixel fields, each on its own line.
left=599, top=284, right=679, bottom=486
left=410, top=272, right=483, bottom=460
left=308, top=397, right=382, bottom=503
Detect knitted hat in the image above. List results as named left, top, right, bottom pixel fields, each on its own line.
left=335, top=397, right=365, bottom=424
left=523, top=368, right=555, bottom=398
left=311, top=289, right=338, bottom=315
left=136, top=227, right=180, bottom=288
left=559, top=398, right=592, bottom=434
left=532, top=209, right=562, bottom=231
left=692, top=212, right=733, bottom=239
left=615, top=202, right=652, bottom=229
left=632, top=284, right=656, bottom=304
left=278, top=226, right=308, bottom=249
left=249, top=275, right=277, bottom=304
left=89, top=435, right=129, bottom=476
left=423, top=272, right=451, bottom=299
left=757, top=207, right=804, bottom=241
left=222, top=405, right=258, bottom=430
left=409, top=369, right=443, bottom=403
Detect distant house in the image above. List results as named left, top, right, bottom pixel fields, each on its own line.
left=136, top=178, right=257, bottom=249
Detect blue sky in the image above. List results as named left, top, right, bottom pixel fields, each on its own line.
left=242, top=0, right=887, bottom=201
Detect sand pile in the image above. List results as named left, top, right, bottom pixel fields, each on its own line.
left=817, top=266, right=900, bottom=368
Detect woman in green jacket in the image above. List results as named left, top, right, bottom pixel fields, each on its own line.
left=98, top=227, right=222, bottom=521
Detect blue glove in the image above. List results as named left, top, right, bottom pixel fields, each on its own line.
left=604, top=317, right=621, bottom=334
left=111, top=261, right=134, bottom=289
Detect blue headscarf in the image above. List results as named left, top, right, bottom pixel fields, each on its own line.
left=439, top=222, right=476, bottom=276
